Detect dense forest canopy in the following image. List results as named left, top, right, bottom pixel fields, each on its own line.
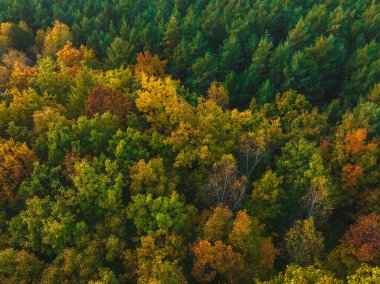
left=0, top=0, right=379, bottom=283
left=0, top=0, right=379, bottom=107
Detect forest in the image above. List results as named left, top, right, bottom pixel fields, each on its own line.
left=0, top=0, right=379, bottom=283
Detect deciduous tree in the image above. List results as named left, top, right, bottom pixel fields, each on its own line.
left=0, top=139, right=36, bottom=206
left=285, top=218, right=324, bottom=266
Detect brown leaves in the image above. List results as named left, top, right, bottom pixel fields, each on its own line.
left=85, top=85, right=131, bottom=118
left=341, top=164, right=363, bottom=191
left=342, top=214, right=380, bottom=262
left=194, top=208, right=278, bottom=282
left=134, top=51, right=168, bottom=78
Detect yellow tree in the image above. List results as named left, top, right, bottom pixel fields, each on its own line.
left=229, top=210, right=278, bottom=278
left=191, top=240, right=245, bottom=283
left=136, top=75, right=252, bottom=168
left=202, top=205, right=233, bottom=242
left=0, top=139, right=36, bottom=206
left=333, top=112, right=378, bottom=201
left=135, top=235, right=188, bottom=284
left=56, top=42, right=95, bottom=71
left=43, top=21, right=73, bottom=57
left=207, top=82, right=229, bottom=109
left=285, top=218, right=324, bottom=266
left=134, top=51, right=168, bottom=78
left=129, top=157, right=179, bottom=197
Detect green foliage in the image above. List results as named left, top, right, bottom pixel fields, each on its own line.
left=106, top=37, right=134, bottom=68
left=0, top=0, right=378, bottom=282
left=261, top=264, right=342, bottom=284
left=128, top=191, right=197, bottom=238
left=285, top=218, right=324, bottom=266
left=251, top=170, right=285, bottom=223
left=0, top=248, right=44, bottom=284
left=347, top=264, right=380, bottom=284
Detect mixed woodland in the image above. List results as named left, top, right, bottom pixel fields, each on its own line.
left=0, top=0, right=379, bottom=283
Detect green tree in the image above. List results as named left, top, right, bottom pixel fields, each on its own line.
left=261, top=264, right=342, bottom=284
left=0, top=248, right=44, bottom=284
left=251, top=170, right=285, bottom=223
left=162, top=13, right=181, bottom=59
left=106, top=37, right=134, bottom=68
left=66, top=66, right=95, bottom=118
left=285, top=218, right=324, bottom=266
left=220, top=34, right=242, bottom=73
left=128, top=191, right=197, bottom=238
left=347, top=264, right=380, bottom=284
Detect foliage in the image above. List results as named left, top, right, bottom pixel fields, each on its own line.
left=285, top=218, right=324, bottom=266
left=0, top=0, right=378, bottom=282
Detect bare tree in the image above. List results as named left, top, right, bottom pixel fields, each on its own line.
left=208, top=154, right=247, bottom=210
left=240, top=132, right=267, bottom=179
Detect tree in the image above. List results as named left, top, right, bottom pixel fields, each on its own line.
left=207, top=81, right=229, bottom=109
left=229, top=210, right=278, bottom=278
left=347, top=264, right=380, bottom=284
left=0, top=139, right=36, bottom=206
left=134, top=50, right=168, bottom=78
left=285, top=218, right=324, bottom=266
left=107, top=128, right=149, bottom=175
left=127, top=191, right=197, bottom=237
left=9, top=196, right=53, bottom=253
left=246, top=35, right=273, bottom=94
left=302, top=153, right=334, bottom=222
left=251, top=170, right=285, bottom=222
left=106, top=37, right=134, bottom=68
left=342, top=41, right=380, bottom=104
left=135, top=235, right=187, bottom=284
left=85, top=84, right=131, bottom=118
left=2, top=49, right=31, bottom=70
left=129, top=157, right=178, bottom=197
left=66, top=66, right=95, bottom=118
left=43, top=21, right=73, bottom=58
left=191, top=240, right=245, bottom=283
left=283, top=51, right=322, bottom=103
left=136, top=74, right=192, bottom=131
left=8, top=23, right=35, bottom=53
left=72, top=112, right=119, bottom=156
left=256, top=79, right=275, bottom=103
left=304, top=35, right=346, bottom=99
left=136, top=75, right=251, bottom=169
left=286, top=18, right=313, bottom=51
left=220, top=34, right=242, bottom=72
left=202, top=205, right=233, bottom=243
left=276, top=139, right=320, bottom=215
left=56, top=42, right=95, bottom=69
left=208, top=154, right=247, bottom=210
left=162, top=14, right=180, bottom=59
left=342, top=214, right=380, bottom=262
left=333, top=118, right=378, bottom=200
left=261, top=264, right=342, bottom=284
left=1, top=88, right=56, bottom=132
left=0, top=23, right=13, bottom=53
left=31, top=56, right=72, bottom=101
left=0, top=248, right=44, bottom=284
left=190, top=52, right=219, bottom=93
